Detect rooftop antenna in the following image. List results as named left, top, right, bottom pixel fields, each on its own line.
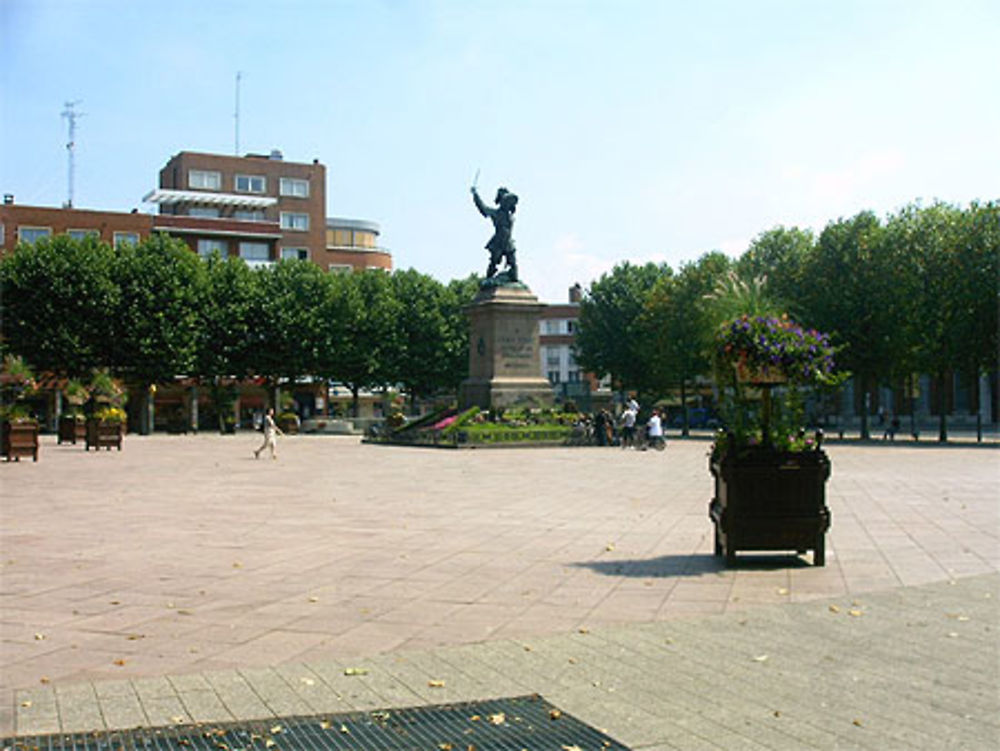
left=61, top=100, right=84, bottom=208
left=234, top=71, right=242, bottom=156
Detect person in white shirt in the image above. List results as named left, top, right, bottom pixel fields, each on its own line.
left=253, top=407, right=285, bottom=460
left=621, top=407, right=638, bottom=449
left=646, top=408, right=665, bottom=450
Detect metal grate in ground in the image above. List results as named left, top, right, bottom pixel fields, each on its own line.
left=2, top=695, right=630, bottom=751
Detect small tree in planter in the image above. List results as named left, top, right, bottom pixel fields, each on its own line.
left=1, top=355, right=40, bottom=461
left=86, top=370, right=126, bottom=451
left=709, top=313, right=845, bottom=566
left=58, top=379, right=90, bottom=444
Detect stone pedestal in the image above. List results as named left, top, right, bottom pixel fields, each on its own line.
left=459, top=284, right=554, bottom=410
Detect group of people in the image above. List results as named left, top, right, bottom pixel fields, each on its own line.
left=591, top=398, right=665, bottom=450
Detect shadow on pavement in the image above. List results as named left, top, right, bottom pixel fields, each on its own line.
left=574, top=552, right=812, bottom=577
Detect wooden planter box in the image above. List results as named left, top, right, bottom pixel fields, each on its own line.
left=85, top=419, right=123, bottom=451
left=709, top=448, right=831, bottom=566
left=2, top=420, right=39, bottom=462
left=58, top=416, right=87, bottom=444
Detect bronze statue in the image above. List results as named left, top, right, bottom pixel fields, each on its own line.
left=471, top=184, right=518, bottom=282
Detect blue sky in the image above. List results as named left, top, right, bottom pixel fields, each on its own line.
left=2, top=0, right=998, bottom=303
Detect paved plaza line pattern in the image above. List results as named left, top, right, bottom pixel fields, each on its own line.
left=9, top=575, right=999, bottom=749
left=2, top=435, right=998, bottom=746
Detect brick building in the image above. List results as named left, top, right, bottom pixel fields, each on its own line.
left=1, top=150, right=391, bottom=274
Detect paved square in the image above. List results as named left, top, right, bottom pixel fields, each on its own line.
left=1, top=434, right=997, bottom=743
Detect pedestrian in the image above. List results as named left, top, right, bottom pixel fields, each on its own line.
left=884, top=415, right=900, bottom=442
left=254, top=407, right=284, bottom=460
left=647, top=408, right=665, bottom=450
left=594, top=410, right=607, bottom=446
left=621, top=405, right=637, bottom=449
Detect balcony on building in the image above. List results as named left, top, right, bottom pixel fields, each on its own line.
left=144, top=189, right=281, bottom=267
left=324, top=217, right=392, bottom=272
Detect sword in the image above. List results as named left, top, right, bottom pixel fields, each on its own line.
left=471, top=168, right=480, bottom=191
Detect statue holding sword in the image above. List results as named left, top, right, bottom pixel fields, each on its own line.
left=471, top=170, right=519, bottom=283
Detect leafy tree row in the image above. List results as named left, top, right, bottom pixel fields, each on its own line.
left=575, top=200, right=999, bottom=439
left=0, top=233, right=479, bottom=417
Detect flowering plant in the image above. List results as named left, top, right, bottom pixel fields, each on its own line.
left=717, top=315, right=838, bottom=387
left=93, top=406, right=127, bottom=424
left=0, top=355, right=39, bottom=423
left=713, top=315, right=844, bottom=457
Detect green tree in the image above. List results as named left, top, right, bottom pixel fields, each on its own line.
left=574, top=262, right=668, bottom=401
left=109, top=234, right=203, bottom=432
left=736, top=226, right=815, bottom=317
left=644, top=252, right=730, bottom=434
left=799, top=212, right=906, bottom=440
left=333, top=270, right=402, bottom=417
left=441, top=274, right=481, bottom=393
left=0, top=234, right=119, bottom=377
left=248, top=259, right=332, bottom=407
left=389, top=269, right=466, bottom=410
left=901, top=201, right=998, bottom=440
left=194, top=255, right=261, bottom=381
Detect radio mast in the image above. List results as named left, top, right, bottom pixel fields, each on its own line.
left=61, top=101, right=84, bottom=208
left=234, top=72, right=242, bottom=156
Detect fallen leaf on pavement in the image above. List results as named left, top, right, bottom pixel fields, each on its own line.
left=828, top=605, right=840, bottom=613
left=777, top=588, right=789, bottom=595
left=752, top=655, right=769, bottom=662
left=344, top=667, right=368, bottom=676
left=487, top=712, right=505, bottom=725
left=20, top=700, right=31, bottom=708
left=428, top=679, right=446, bottom=688
left=113, top=658, right=127, bottom=666
left=852, top=718, right=864, bottom=727
left=301, top=677, right=315, bottom=686
left=549, top=709, right=562, bottom=720
left=848, top=609, right=863, bottom=617
left=34, top=633, right=45, bottom=640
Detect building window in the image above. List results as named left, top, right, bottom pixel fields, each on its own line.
left=239, top=242, right=270, bottom=261
left=197, top=238, right=228, bottom=259
left=548, top=371, right=561, bottom=384
left=67, top=229, right=99, bottom=241
left=329, top=264, right=352, bottom=274
left=234, top=209, right=266, bottom=222
left=567, top=320, right=576, bottom=333
left=113, top=232, right=140, bottom=248
left=280, top=247, right=309, bottom=261
left=568, top=371, right=581, bottom=382
left=547, top=353, right=561, bottom=367
left=189, top=170, right=221, bottom=190
left=189, top=207, right=221, bottom=218
left=18, top=226, right=52, bottom=244
left=331, top=229, right=353, bottom=246
left=235, top=174, right=266, bottom=193
left=280, top=212, right=309, bottom=231
left=279, top=177, right=309, bottom=197
left=544, top=320, right=560, bottom=335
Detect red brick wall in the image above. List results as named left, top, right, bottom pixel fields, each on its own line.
left=0, top=204, right=153, bottom=256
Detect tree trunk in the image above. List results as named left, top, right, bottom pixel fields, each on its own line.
left=680, top=379, right=689, bottom=437
left=937, top=370, right=948, bottom=442
left=351, top=385, right=360, bottom=418
left=859, top=373, right=871, bottom=441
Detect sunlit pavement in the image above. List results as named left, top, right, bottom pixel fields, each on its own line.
left=2, top=434, right=997, bottom=747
